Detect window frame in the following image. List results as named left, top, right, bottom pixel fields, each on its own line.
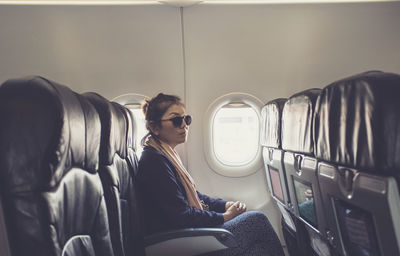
left=203, top=92, right=264, bottom=177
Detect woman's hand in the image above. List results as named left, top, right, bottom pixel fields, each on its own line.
left=225, top=201, right=235, bottom=211
left=225, top=201, right=246, bottom=212
left=223, top=201, right=247, bottom=222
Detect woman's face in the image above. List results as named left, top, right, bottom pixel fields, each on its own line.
left=155, top=104, right=189, bottom=149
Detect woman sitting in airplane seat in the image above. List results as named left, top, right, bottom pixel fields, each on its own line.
left=137, top=93, right=284, bottom=256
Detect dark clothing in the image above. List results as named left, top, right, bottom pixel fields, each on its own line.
left=137, top=146, right=226, bottom=235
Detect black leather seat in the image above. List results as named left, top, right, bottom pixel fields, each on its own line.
left=83, top=92, right=139, bottom=256
left=261, top=98, right=289, bottom=207
left=261, top=98, right=305, bottom=255
left=262, top=95, right=328, bottom=256
left=112, top=102, right=144, bottom=256
left=281, top=88, right=333, bottom=256
left=0, top=77, right=114, bottom=256
left=314, top=71, right=400, bottom=256
left=281, top=89, right=322, bottom=229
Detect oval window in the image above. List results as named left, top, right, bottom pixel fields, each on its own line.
left=204, top=93, right=263, bottom=177
left=213, top=103, right=259, bottom=166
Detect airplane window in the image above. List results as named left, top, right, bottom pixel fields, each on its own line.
left=204, top=93, right=263, bottom=177
left=213, top=103, right=259, bottom=166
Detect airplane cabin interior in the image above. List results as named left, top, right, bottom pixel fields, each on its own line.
left=0, top=1, right=400, bottom=256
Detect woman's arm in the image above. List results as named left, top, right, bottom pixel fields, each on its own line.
left=196, top=192, right=247, bottom=213
left=196, top=191, right=226, bottom=213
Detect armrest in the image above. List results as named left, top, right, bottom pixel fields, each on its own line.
left=144, top=228, right=237, bottom=256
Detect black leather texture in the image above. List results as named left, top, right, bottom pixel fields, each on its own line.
left=83, top=92, right=127, bottom=166
left=281, top=89, right=321, bottom=155
left=0, top=77, right=113, bottom=256
left=84, top=93, right=145, bottom=256
left=112, top=103, right=145, bottom=256
left=261, top=98, right=287, bottom=148
left=83, top=93, right=126, bottom=256
left=314, top=71, right=400, bottom=173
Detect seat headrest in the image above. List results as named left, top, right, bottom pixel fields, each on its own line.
left=83, top=92, right=127, bottom=165
left=112, top=103, right=135, bottom=150
left=117, top=104, right=140, bottom=176
left=125, top=107, right=136, bottom=150
left=281, top=88, right=321, bottom=155
left=314, top=71, right=400, bottom=173
left=0, top=76, right=100, bottom=193
left=76, top=94, right=102, bottom=171
left=261, top=98, right=286, bottom=148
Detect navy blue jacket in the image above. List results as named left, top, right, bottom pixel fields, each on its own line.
left=137, top=146, right=226, bottom=235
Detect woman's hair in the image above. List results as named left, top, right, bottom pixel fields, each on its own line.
left=141, top=93, right=184, bottom=146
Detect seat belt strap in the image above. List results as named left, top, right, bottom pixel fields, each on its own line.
left=0, top=196, right=12, bottom=256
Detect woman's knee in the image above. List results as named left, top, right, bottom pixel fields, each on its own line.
left=241, top=211, right=272, bottom=228
left=225, top=211, right=274, bottom=238
left=220, top=211, right=284, bottom=256
left=245, top=211, right=269, bottom=221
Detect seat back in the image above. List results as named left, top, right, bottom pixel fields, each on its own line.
left=261, top=98, right=289, bottom=207
left=83, top=92, right=127, bottom=256
left=112, top=102, right=145, bottom=256
left=84, top=93, right=145, bottom=256
left=0, top=77, right=114, bottom=256
left=314, top=71, right=400, bottom=256
left=261, top=98, right=304, bottom=249
left=281, top=89, right=324, bottom=232
left=281, top=88, right=334, bottom=256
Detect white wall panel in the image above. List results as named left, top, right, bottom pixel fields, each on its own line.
left=184, top=3, right=400, bottom=105
left=0, top=5, right=184, bottom=99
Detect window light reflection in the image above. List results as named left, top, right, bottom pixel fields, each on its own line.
left=213, top=104, right=259, bottom=166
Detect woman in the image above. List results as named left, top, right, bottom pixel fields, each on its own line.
left=137, top=93, right=284, bottom=256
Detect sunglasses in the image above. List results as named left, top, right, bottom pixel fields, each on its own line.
left=161, top=115, right=192, bottom=127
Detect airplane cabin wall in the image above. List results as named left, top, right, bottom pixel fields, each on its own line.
left=0, top=5, right=185, bottom=99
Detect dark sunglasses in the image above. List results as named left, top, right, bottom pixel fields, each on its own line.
left=161, top=115, right=192, bottom=127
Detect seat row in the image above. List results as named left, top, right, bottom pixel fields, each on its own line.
left=0, top=76, right=236, bottom=256
left=261, top=71, right=400, bottom=256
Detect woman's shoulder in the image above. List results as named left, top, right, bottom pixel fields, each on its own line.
left=140, top=146, right=165, bottom=160
left=139, top=146, right=174, bottom=170
left=137, top=147, right=180, bottom=183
